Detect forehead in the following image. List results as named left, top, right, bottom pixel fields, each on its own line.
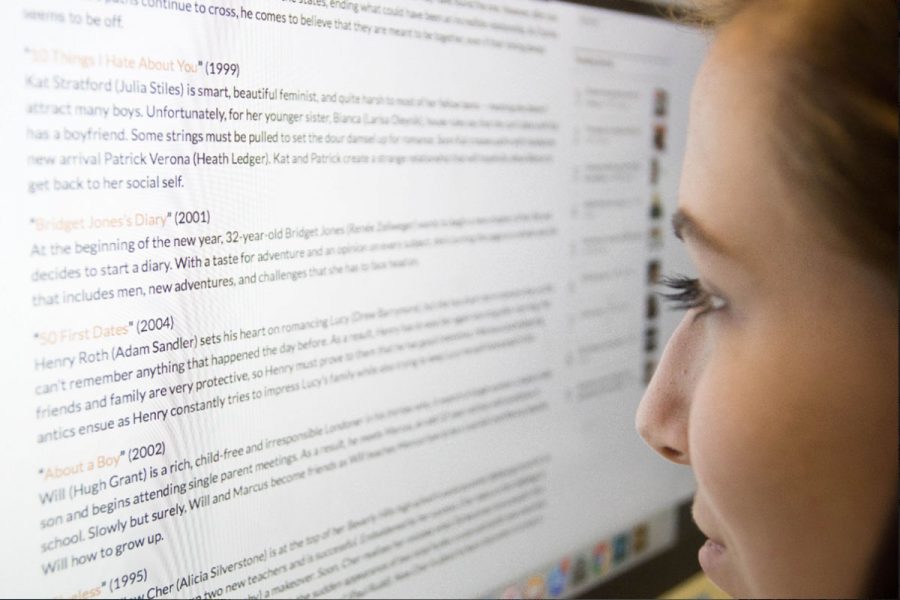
left=678, top=16, right=807, bottom=266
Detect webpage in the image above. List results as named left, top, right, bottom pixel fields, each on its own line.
left=0, top=1, right=705, bottom=597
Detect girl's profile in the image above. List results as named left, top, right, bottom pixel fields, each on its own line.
left=636, top=1, right=897, bottom=597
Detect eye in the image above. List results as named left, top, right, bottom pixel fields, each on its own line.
left=658, top=274, right=727, bottom=319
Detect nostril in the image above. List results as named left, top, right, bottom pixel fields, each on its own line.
left=660, top=446, right=683, bottom=462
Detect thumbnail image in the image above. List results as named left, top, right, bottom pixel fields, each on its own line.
left=646, top=294, right=658, bottom=320
left=653, top=124, right=667, bottom=151
left=648, top=226, right=663, bottom=249
left=644, top=327, right=658, bottom=353
left=647, top=260, right=661, bottom=284
left=644, top=360, right=657, bottom=385
left=649, top=156, right=660, bottom=184
left=654, top=88, right=669, bottom=117
left=650, top=192, right=663, bottom=219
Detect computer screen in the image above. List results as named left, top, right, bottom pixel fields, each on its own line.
left=0, top=1, right=706, bottom=597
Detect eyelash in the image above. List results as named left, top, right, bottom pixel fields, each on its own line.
left=659, top=274, right=727, bottom=319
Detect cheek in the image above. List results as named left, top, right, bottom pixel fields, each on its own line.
left=688, top=316, right=897, bottom=597
left=689, top=332, right=806, bottom=594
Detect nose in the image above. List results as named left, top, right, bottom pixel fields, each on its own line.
left=635, top=312, right=704, bottom=465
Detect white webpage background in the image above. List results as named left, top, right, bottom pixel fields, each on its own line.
left=0, top=1, right=706, bottom=597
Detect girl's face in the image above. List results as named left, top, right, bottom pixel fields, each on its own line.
left=635, top=10, right=898, bottom=599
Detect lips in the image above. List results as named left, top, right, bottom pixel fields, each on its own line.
left=698, top=537, right=727, bottom=573
left=694, top=521, right=727, bottom=551
left=692, top=496, right=728, bottom=573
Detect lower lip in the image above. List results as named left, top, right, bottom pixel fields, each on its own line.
left=698, top=538, right=727, bottom=573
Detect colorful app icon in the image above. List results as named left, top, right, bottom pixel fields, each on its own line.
left=571, top=555, right=588, bottom=586
left=633, top=523, right=649, bottom=553
left=547, top=565, right=567, bottom=597
left=500, top=585, right=523, bottom=600
left=524, top=574, right=545, bottom=600
left=593, top=542, right=610, bottom=575
left=612, top=533, right=630, bottom=564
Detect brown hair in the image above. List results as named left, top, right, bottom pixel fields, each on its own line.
left=681, top=0, right=898, bottom=280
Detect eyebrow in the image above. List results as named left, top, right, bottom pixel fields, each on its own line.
left=671, top=209, right=729, bottom=255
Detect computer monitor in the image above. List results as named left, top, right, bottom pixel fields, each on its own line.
left=0, top=1, right=706, bottom=597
